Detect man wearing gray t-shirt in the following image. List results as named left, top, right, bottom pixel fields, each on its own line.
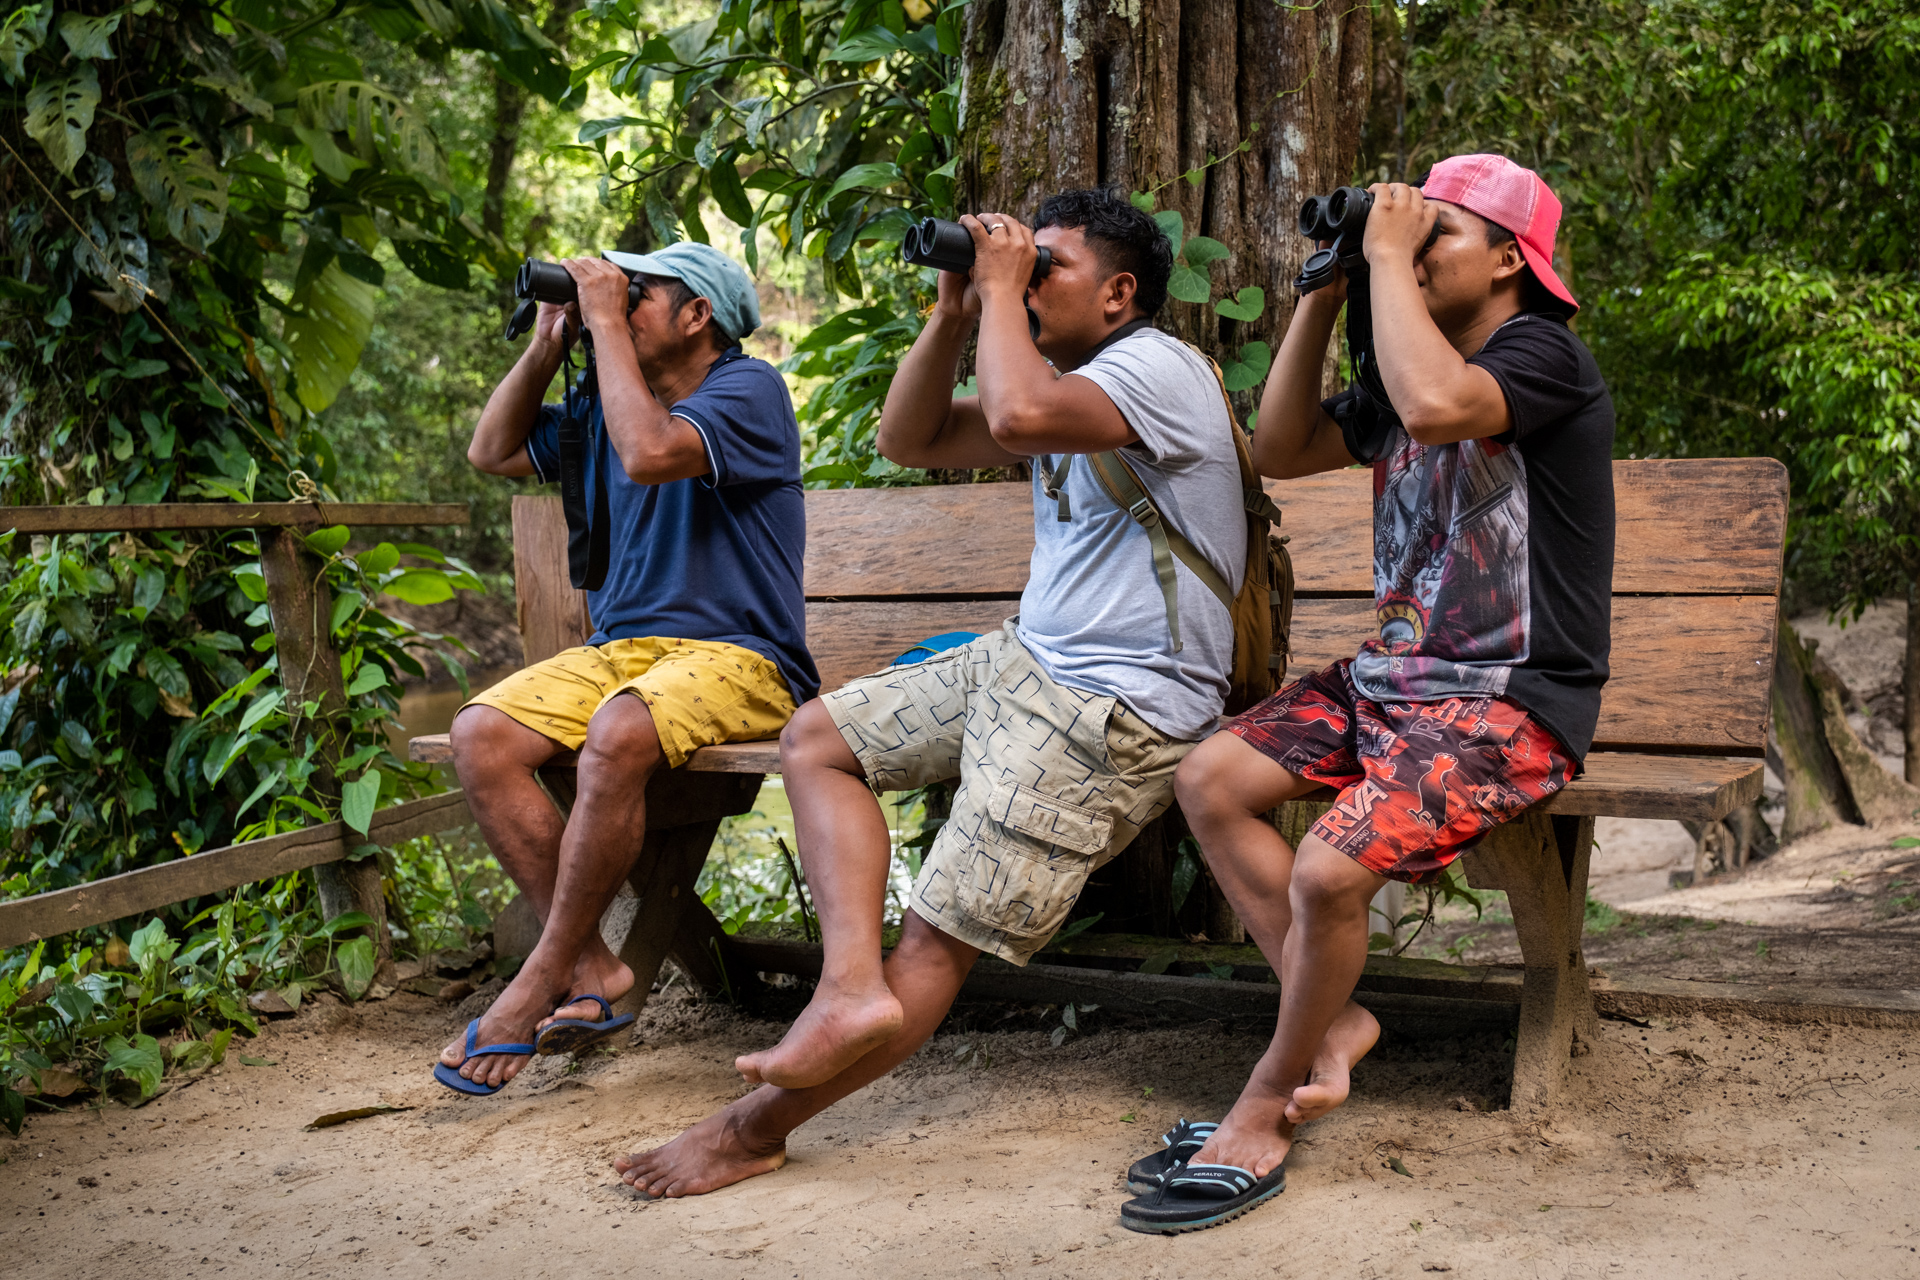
left=613, top=189, right=1242, bottom=1199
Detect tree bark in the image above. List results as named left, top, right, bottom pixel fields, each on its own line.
left=259, top=527, right=393, bottom=980
left=1906, top=578, right=1919, bottom=787
left=1770, top=617, right=1857, bottom=840
left=958, top=0, right=1372, bottom=366
left=1812, top=657, right=1920, bottom=826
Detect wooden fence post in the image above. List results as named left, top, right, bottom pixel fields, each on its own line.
left=258, top=526, right=392, bottom=978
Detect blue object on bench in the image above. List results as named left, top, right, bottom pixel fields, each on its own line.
left=891, top=632, right=980, bottom=666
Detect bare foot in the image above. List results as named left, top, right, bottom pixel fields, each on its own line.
left=734, top=980, right=903, bottom=1089
left=439, top=973, right=561, bottom=1090
left=533, top=951, right=635, bottom=1038
left=614, top=1104, right=787, bottom=1199
left=1187, top=1100, right=1293, bottom=1178
left=1284, top=1000, right=1381, bottom=1124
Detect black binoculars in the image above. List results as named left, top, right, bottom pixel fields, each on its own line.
left=504, top=258, right=645, bottom=340
left=1293, top=186, right=1373, bottom=294
left=901, top=217, right=1053, bottom=286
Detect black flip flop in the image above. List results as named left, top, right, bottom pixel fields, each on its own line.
left=1120, top=1161, right=1287, bottom=1234
left=532, top=993, right=635, bottom=1056
left=1125, top=1118, right=1219, bottom=1194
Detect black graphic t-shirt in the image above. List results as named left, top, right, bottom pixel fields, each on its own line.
left=1325, top=312, right=1616, bottom=760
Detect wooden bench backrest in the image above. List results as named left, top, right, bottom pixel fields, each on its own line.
left=510, top=456, right=1788, bottom=757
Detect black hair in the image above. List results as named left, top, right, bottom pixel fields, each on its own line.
left=1477, top=218, right=1569, bottom=316
left=1032, top=187, right=1173, bottom=318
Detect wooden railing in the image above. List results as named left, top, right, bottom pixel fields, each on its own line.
left=0, top=502, right=473, bottom=953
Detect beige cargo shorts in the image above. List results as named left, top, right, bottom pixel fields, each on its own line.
left=823, top=621, right=1195, bottom=964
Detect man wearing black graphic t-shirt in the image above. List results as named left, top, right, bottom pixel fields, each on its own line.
left=1123, top=156, right=1614, bottom=1233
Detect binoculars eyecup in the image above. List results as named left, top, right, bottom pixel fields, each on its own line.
left=901, top=217, right=1053, bottom=286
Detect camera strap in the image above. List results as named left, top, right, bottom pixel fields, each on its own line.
left=557, top=326, right=611, bottom=592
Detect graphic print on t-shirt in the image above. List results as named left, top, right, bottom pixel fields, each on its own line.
left=1352, top=428, right=1531, bottom=703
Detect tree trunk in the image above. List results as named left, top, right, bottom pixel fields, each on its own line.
left=1906, top=578, right=1919, bottom=787
left=1771, top=617, right=1857, bottom=840
left=1812, top=656, right=1920, bottom=826
left=958, top=0, right=1372, bottom=368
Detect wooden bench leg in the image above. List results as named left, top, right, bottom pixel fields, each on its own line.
left=1464, top=811, right=1599, bottom=1110
left=609, top=819, right=727, bottom=1017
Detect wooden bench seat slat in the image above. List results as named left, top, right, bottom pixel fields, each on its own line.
left=406, top=735, right=1759, bottom=824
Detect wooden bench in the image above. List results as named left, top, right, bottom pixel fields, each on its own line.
left=411, top=457, right=1787, bottom=1107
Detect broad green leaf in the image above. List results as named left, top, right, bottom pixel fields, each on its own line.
left=56, top=11, right=119, bottom=59
left=339, top=770, right=381, bottom=835
left=295, top=81, right=450, bottom=189
left=335, top=936, right=376, bottom=1001
left=1170, top=847, right=1201, bottom=912
left=1153, top=209, right=1185, bottom=254
left=1180, top=235, right=1230, bottom=268
left=303, top=525, right=351, bottom=556
left=1222, top=340, right=1273, bottom=392
left=128, top=123, right=230, bottom=254
left=191, top=67, right=273, bottom=119
left=355, top=542, right=400, bottom=575
left=123, top=358, right=169, bottom=378
left=1214, top=285, right=1266, bottom=323
left=1167, top=265, right=1211, bottom=305
left=129, top=918, right=174, bottom=977
left=285, top=261, right=377, bottom=413
left=316, top=910, right=375, bottom=938
left=392, top=239, right=468, bottom=290
left=237, top=689, right=284, bottom=733
left=578, top=116, right=644, bottom=143
left=827, top=162, right=902, bottom=200
left=0, top=4, right=52, bottom=82
left=140, top=648, right=190, bottom=698
left=346, top=664, right=387, bottom=696
left=826, top=26, right=903, bottom=61
left=24, top=65, right=99, bottom=176
left=59, top=720, right=96, bottom=760
left=710, top=156, right=753, bottom=225
left=380, top=569, right=455, bottom=605
left=103, top=1033, right=164, bottom=1098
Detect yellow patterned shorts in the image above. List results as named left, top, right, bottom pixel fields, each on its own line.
left=824, top=621, right=1194, bottom=965
left=464, top=637, right=796, bottom=768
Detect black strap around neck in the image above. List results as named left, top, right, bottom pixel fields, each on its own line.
left=558, top=328, right=610, bottom=592
left=1073, top=317, right=1153, bottom=370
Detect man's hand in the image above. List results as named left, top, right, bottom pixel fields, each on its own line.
left=563, top=256, right=634, bottom=338
left=1361, top=183, right=1437, bottom=270
left=931, top=252, right=982, bottom=324
left=962, top=212, right=1036, bottom=306
left=530, top=300, right=580, bottom=355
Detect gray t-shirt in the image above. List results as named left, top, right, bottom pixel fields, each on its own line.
left=1017, top=327, right=1247, bottom=741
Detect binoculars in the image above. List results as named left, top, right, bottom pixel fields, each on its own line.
left=901, top=217, right=1053, bottom=286
left=504, top=258, right=645, bottom=340
left=1293, top=186, right=1373, bottom=294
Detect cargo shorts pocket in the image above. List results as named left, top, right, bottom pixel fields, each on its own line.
left=948, top=780, right=1111, bottom=941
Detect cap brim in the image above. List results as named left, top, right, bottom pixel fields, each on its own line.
left=1517, top=238, right=1578, bottom=313
left=602, top=249, right=678, bottom=278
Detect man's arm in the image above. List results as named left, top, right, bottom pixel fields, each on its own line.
left=469, top=302, right=570, bottom=477
left=570, top=258, right=711, bottom=484
left=1362, top=184, right=1512, bottom=446
left=969, top=215, right=1136, bottom=457
left=1251, top=279, right=1361, bottom=479
left=875, top=263, right=1020, bottom=470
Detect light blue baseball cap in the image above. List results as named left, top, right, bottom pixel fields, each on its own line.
left=602, top=242, right=760, bottom=343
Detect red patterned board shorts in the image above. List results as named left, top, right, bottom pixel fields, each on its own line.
left=1226, top=660, right=1577, bottom=885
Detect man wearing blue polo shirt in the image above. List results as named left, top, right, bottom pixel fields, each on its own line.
left=433, top=243, right=818, bottom=1096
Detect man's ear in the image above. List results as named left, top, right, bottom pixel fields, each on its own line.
left=1491, top=240, right=1529, bottom=285
left=1104, top=271, right=1140, bottom=320
left=683, top=295, right=716, bottom=336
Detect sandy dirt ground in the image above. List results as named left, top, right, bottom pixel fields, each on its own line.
left=5, top=982, right=1919, bottom=1280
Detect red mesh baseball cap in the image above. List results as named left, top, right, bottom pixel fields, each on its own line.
left=1421, top=154, right=1577, bottom=313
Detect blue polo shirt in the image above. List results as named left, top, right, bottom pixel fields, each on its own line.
left=525, top=348, right=819, bottom=705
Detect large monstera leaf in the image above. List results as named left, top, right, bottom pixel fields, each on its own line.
left=128, top=122, right=230, bottom=254
left=295, top=81, right=450, bottom=189
left=284, top=260, right=378, bottom=412
left=24, top=63, right=99, bottom=176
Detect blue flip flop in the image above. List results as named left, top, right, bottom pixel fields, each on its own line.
left=532, top=993, right=636, bottom=1057
left=432, top=1019, right=536, bottom=1096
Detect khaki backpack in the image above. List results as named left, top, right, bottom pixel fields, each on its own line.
left=1041, top=343, right=1294, bottom=715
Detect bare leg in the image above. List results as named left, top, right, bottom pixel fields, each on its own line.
left=1189, top=835, right=1385, bottom=1175
left=441, top=695, right=664, bottom=1088
left=1175, top=734, right=1384, bottom=1142
left=734, top=699, right=904, bottom=1089
left=616, top=911, right=977, bottom=1197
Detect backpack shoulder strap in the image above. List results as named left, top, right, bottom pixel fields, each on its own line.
left=1084, top=450, right=1234, bottom=655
